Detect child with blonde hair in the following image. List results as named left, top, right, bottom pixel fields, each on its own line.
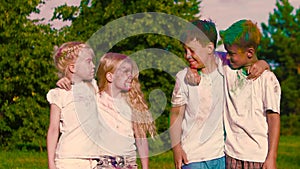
left=56, top=52, right=156, bottom=169
left=95, top=52, right=156, bottom=169
left=47, top=41, right=99, bottom=169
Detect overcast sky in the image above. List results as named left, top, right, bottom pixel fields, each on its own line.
left=200, top=0, right=300, bottom=31
left=30, top=0, right=300, bottom=31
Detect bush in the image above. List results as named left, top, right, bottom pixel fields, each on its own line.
left=280, top=114, right=300, bottom=136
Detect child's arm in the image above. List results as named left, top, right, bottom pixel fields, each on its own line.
left=185, top=67, right=201, bottom=86
left=217, top=51, right=270, bottom=80
left=47, top=104, right=60, bottom=169
left=134, top=123, right=149, bottom=169
left=170, top=106, right=188, bottom=169
left=263, top=110, right=280, bottom=169
left=56, top=77, right=72, bottom=90
left=248, top=60, right=270, bottom=80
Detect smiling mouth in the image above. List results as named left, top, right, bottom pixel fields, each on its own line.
left=190, top=60, right=197, bottom=64
left=125, top=82, right=132, bottom=88
left=189, top=61, right=198, bottom=66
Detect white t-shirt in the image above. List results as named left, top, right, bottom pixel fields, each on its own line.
left=223, top=65, right=281, bottom=162
left=171, top=56, right=225, bottom=163
left=96, top=91, right=136, bottom=157
left=46, top=80, right=101, bottom=159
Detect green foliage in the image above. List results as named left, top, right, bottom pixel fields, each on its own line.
left=0, top=1, right=65, bottom=150
left=55, top=0, right=200, bottom=139
left=280, top=114, right=300, bottom=135
left=0, top=0, right=200, bottom=150
left=52, top=4, right=80, bottom=21
left=259, top=0, right=300, bottom=115
left=62, top=0, right=200, bottom=39
left=1, top=0, right=300, bottom=152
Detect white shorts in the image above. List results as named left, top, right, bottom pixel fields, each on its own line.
left=55, top=158, right=98, bottom=169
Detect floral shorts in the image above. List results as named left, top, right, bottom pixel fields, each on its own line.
left=93, top=155, right=138, bottom=169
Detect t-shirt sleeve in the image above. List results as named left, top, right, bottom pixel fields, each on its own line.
left=46, top=89, right=63, bottom=109
left=263, top=72, right=281, bottom=114
left=171, top=72, right=187, bottom=107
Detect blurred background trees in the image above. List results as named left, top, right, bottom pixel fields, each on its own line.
left=259, top=0, right=300, bottom=135
left=0, top=0, right=62, bottom=150
left=0, top=0, right=299, bottom=151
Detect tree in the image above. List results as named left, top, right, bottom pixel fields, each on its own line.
left=259, top=0, right=300, bottom=116
left=0, top=1, right=65, bottom=150
left=53, top=0, right=201, bottom=145
left=0, top=0, right=202, bottom=150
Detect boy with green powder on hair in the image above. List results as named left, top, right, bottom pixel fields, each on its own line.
left=220, top=19, right=281, bottom=169
left=169, top=19, right=269, bottom=169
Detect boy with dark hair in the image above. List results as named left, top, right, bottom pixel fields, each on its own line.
left=169, top=19, right=270, bottom=169
left=170, top=20, right=226, bottom=169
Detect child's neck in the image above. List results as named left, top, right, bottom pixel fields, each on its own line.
left=105, top=86, right=122, bottom=99
left=201, top=53, right=217, bottom=74
left=243, top=57, right=258, bottom=73
left=71, top=75, right=85, bottom=84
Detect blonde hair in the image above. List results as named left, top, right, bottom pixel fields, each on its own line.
left=53, top=41, right=89, bottom=78
left=97, top=53, right=157, bottom=138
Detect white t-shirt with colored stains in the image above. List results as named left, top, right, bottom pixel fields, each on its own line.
left=223, top=66, right=281, bottom=162
left=171, top=56, right=225, bottom=163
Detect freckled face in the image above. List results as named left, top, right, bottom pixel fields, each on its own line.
left=112, top=61, right=133, bottom=92
left=225, top=45, right=249, bottom=69
left=184, top=40, right=208, bottom=69
left=184, top=47, right=203, bottom=69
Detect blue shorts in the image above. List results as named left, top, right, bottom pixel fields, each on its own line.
left=182, top=156, right=225, bottom=169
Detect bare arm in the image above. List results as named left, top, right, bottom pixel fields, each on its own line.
left=218, top=50, right=270, bottom=80
left=47, top=104, right=60, bottom=169
left=248, top=60, right=270, bottom=80
left=185, top=67, right=201, bottom=86
left=134, top=123, right=149, bottom=169
left=263, top=110, right=280, bottom=169
left=169, top=105, right=188, bottom=169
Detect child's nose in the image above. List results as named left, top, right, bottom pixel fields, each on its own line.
left=186, top=50, right=191, bottom=56
left=128, top=75, right=133, bottom=81
left=185, top=52, right=193, bottom=60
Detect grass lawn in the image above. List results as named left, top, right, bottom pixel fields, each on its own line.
left=0, top=135, right=299, bottom=169
left=277, top=135, right=300, bottom=169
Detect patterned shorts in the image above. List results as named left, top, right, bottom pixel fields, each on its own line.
left=93, top=155, right=138, bottom=169
left=225, top=154, right=264, bottom=169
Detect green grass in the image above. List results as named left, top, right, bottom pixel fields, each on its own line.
left=0, top=135, right=299, bottom=169
left=277, top=135, right=300, bottom=169
left=0, top=150, right=48, bottom=169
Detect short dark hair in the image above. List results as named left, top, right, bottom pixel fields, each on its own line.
left=183, top=20, right=218, bottom=48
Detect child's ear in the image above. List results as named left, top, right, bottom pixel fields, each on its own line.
left=106, top=72, right=113, bottom=82
left=68, top=64, right=76, bottom=73
left=247, top=47, right=255, bottom=58
left=207, top=42, right=214, bottom=55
